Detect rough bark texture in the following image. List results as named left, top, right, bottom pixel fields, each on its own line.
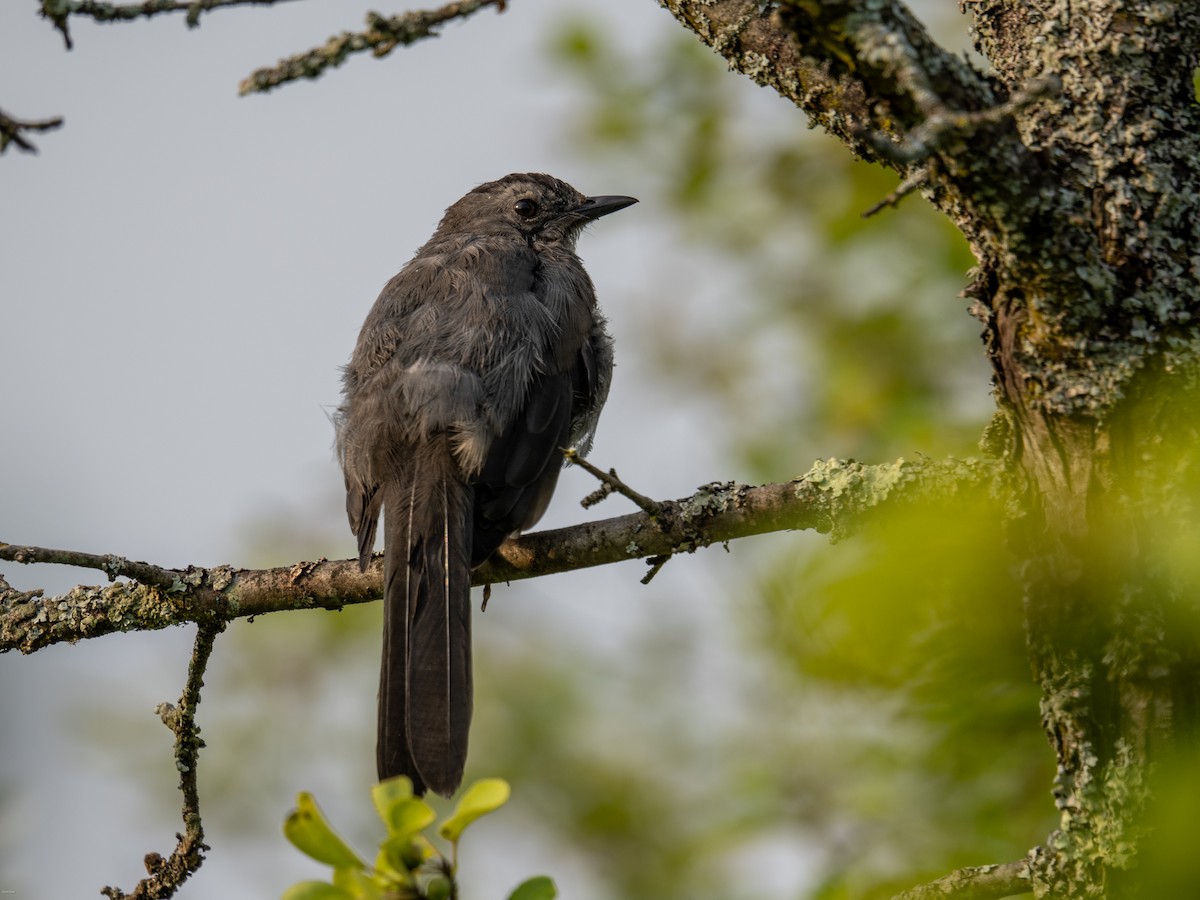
left=963, top=5, right=1200, bottom=896
left=660, top=0, right=1200, bottom=895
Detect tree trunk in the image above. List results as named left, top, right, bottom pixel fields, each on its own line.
left=966, top=3, right=1200, bottom=893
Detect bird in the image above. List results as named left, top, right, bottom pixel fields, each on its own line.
left=335, top=173, right=636, bottom=796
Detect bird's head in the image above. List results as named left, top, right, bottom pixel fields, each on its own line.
left=436, top=173, right=636, bottom=250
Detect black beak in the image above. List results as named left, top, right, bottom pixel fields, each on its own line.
left=571, top=195, right=638, bottom=221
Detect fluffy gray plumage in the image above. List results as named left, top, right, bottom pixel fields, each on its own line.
left=336, top=173, right=635, bottom=796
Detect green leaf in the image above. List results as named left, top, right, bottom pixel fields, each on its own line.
left=381, top=797, right=437, bottom=839
left=283, top=792, right=365, bottom=869
left=438, top=778, right=511, bottom=842
left=370, top=776, right=414, bottom=827
left=506, top=876, right=558, bottom=900
left=380, top=833, right=433, bottom=875
left=331, top=866, right=385, bottom=900
left=280, top=881, right=355, bottom=900
left=373, top=846, right=407, bottom=885
left=426, top=876, right=452, bottom=900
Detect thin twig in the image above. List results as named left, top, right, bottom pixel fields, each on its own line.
left=101, top=621, right=223, bottom=899
left=640, top=554, right=670, bottom=585
left=0, top=108, right=64, bottom=154
left=856, top=75, right=1061, bottom=165
left=563, top=448, right=662, bottom=516
left=863, top=166, right=929, bottom=218
left=39, top=0, right=302, bottom=49
left=0, top=540, right=181, bottom=589
left=891, top=858, right=1031, bottom=900
left=238, top=0, right=506, bottom=95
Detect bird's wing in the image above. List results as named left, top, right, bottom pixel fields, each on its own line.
left=470, top=369, right=574, bottom=565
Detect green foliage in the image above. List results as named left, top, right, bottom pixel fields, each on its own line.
left=282, top=882, right=358, bottom=900
left=756, top=481, right=1050, bottom=897
left=503, top=876, right=557, bottom=900
left=1132, top=747, right=1200, bottom=894
left=282, top=777, right=553, bottom=900
left=285, top=792, right=368, bottom=870
left=438, top=778, right=511, bottom=842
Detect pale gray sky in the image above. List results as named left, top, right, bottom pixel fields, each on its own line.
left=1, top=0, right=690, bottom=579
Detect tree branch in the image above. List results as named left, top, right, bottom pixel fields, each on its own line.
left=855, top=75, right=1060, bottom=166
left=0, top=107, right=64, bottom=154
left=238, top=0, right=507, bottom=96
left=39, top=0, right=302, bottom=49
left=102, top=621, right=222, bottom=899
left=892, top=858, right=1032, bottom=899
left=564, top=447, right=662, bottom=516
left=0, top=456, right=998, bottom=654
left=862, top=165, right=929, bottom=218
left=656, top=0, right=995, bottom=168
left=0, top=542, right=182, bottom=589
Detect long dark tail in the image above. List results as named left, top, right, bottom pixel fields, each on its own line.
left=378, top=454, right=473, bottom=797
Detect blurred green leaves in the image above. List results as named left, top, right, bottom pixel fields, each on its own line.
left=504, top=876, right=557, bottom=900
left=756, top=481, right=1048, bottom=891
left=549, top=16, right=987, bottom=473
left=438, top=778, right=511, bottom=843
left=534, top=12, right=1052, bottom=899
left=285, top=792, right=368, bottom=870
left=283, top=777, right=552, bottom=900
left=1132, top=747, right=1200, bottom=894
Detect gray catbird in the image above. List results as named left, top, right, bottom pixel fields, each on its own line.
left=336, top=173, right=636, bottom=796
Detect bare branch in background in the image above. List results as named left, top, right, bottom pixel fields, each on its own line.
left=238, top=0, right=508, bottom=95
left=16, top=0, right=505, bottom=149
left=0, top=108, right=64, bottom=154
left=102, top=621, right=222, bottom=900
left=39, top=0, right=303, bottom=49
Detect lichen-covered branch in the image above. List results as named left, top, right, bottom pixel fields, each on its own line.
left=238, top=0, right=507, bottom=95
left=855, top=74, right=1060, bottom=166
left=31, top=0, right=508, bottom=94
left=890, top=858, right=1031, bottom=900
left=0, top=542, right=183, bottom=590
left=0, top=551, right=373, bottom=654
left=0, top=455, right=997, bottom=653
left=0, top=107, right=64, bottom=154
left=101, top=621, right=221, bottom=899
left=656, top=0, right=996, bottom=167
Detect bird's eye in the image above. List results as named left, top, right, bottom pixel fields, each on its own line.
left=514, top=199, right=539, bottom=218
